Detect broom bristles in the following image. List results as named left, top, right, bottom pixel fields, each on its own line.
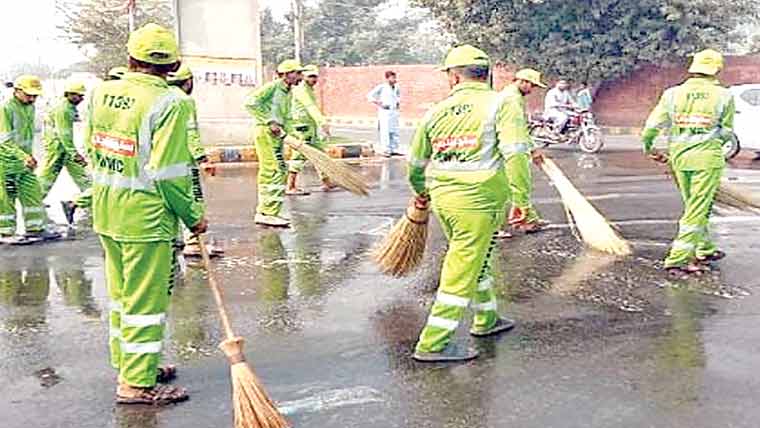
left=372, top=202, right=429, bottom=277
left=716, top=182, right=760, bottom=212
left=541, top=158, right=632, bottom=256
left=284, top=136, right=370, bottom=197
left=219, top=337, right=290, bottom=428
left=231, top=363, right=290, bottom=428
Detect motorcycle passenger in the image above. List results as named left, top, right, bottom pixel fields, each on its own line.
left=544, top=79, right=576, bottom=134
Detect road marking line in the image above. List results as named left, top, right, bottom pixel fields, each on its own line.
left=546, top=215, right=760, bottom=230
left=278, top=386, right=385, bottom=415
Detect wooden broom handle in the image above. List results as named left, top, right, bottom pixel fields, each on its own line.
left=198, top=236, right=236, bottom=340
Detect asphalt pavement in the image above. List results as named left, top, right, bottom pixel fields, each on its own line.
left=2, top=134, right=760, bottom=428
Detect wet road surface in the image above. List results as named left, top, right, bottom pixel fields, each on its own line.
left=2, top=136, right=760, bottom=427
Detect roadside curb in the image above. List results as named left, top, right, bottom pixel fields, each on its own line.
left=207, top=143, right=376, bottom=164
left=327, top=116, right=641, bottom=136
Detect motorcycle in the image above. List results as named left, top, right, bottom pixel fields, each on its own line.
left=529, top=108, right=605, bottom=154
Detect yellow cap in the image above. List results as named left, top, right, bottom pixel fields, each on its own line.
left=438, top=44, right=490, bottom=71
left=127, top=23, right=179, bottom=65
left=277, top=59, right=305, bottom=74
left=14, top=75, right=43, bottom=96
left=303, top=64, right=319, bottom=77
left=167, top=64, right=193, bottom=83
left=514, top=68, right=547, bottom=88
left=108, top=66, right=128, bottom=79
left=64, top=81, right=86, bottom=95
left=688, top=49, right=724, bottom=76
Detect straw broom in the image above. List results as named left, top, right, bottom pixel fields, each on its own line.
left=540, top=158, right=632, bottom=256
left=372, top=197, right=430, bottom=277
left=198, top=237, right=290, bottom=428
left=283, top=135, right=369, bottom=196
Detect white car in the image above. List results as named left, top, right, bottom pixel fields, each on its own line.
left=728, top=84, right=760, bottom=158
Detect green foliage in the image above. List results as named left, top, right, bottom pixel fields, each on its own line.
left=261, top=1, right=449, bottom=67
left=57, top=0, right=173, bottom=77
left=413, top=0, right=760, bottom=83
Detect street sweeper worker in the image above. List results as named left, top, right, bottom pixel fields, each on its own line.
left=407, top=45, right=547, bottom=362
left=286, top=64, right=335, bottom=195
left=245, top=59, right=304, bottom=228
left=641, top=49, right=733, bottom=278
left=38, top=81, right=91, bottom=205
left=0, top=75, right=60, bottom=243
left=86, top=23, right=207, bottom=405
left=166, top=64, right=222, bottom=258
left=496, top=69, right=548, bottom=239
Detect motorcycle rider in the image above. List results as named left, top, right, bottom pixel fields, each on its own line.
left=544, top=79, right=576, bottom=134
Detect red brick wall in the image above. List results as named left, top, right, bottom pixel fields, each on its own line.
left=317, top=63, right=550, bottom=122
left=594, top=55, right=760, bottom=126
left=316, top=56, right=760, bottom=127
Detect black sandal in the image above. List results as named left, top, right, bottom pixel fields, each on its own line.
left=156, top=365, right=177, bottom=383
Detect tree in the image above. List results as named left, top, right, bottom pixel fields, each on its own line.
left=260, top=0, right=450, bottom=67
left=413, top=0, right=760, bottom=83
left=261, top=7, right=295, bottom=66
left=57, top=0, right=173, bottom=77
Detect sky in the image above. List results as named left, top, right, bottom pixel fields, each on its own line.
left=0, top=0, right=86, bottom=71
left=0, top=0, right=413, bottom=73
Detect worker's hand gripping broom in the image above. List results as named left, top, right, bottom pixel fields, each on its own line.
left=283, top=135, right=370, bottom=196
left=540, top=158, right=632, bottom=256
left=198, top=237, right=290, bottom=428
left=372, top=196, right=430, bottom=277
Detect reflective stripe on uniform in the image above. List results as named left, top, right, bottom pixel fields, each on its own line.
left=0, top=214, right=16, bottom=221
left=23, top=207, right=46, bottom=214
left=669, top=129, right=719, bottom=145
left=264, top=184, right=286, bottom=191
left=92, top=171, right=153, bottom=191
left=477, top=277, right=494, bottom=291
left=502, top=142, right=531, bottom=155
left=110, top=327, right=122, bottom=339
left=26, top=219, right=45, bottom=227
left=121, top=313, right=166, bottom=327
left=672, top=240, right=696, bottom=251
left=473, top=301, right=497, bottom=312
left=0, top=131, right=14, bottom=142
left=147, top=163, right=189, bottom=181
left=110, top=301, right=123, bottom=312
left=426, top=316, right=459, bottom=330
left=436, top=292, right=470, bottom=308
left=679, top=224, right=705, bottom=234
left=408, top=157, right=429, bottom=168
left=121, top=341, right=162, bottom=354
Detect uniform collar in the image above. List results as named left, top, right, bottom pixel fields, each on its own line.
left=449, top=81, right=490, bottom=96
left=123, top=71, right=169, bottom=88
left=685, top=76, right=721, bottom=86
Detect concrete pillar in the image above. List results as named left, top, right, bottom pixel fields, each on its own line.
left=176, top=0, right=262, bottom=145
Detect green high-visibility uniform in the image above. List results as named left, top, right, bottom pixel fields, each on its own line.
left=0, top=96, right=48, bottom=235
left=245, top=79, right=293, bottom=216
left=641, top=76, right=733, bottom=268
left=289, top=82, right=328, bottom=177
left=85, top=72, right=205, bottom=387
left=38, top=97, right=91, bottom=198
left=500, top=84, right=541, bottom=225
left=408, top=81, right=521, bottom=353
